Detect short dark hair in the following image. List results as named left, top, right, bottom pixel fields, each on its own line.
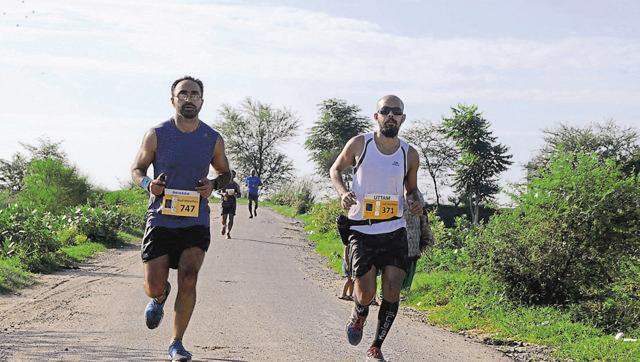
left=171, top=76, right=204, bottom=96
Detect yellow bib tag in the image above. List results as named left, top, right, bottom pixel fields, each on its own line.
left=161, top=189, right=200, bottom=217
left=362, top=194, right=399, bottom=220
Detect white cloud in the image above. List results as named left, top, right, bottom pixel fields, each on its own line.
left=1, top=0, right=639, bottom=190
left=1, top=0, right=638, bottom=101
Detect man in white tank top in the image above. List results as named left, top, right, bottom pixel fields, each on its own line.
left=330, top=95, right=422, bottom=361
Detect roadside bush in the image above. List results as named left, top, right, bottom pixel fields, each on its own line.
left=418, top=214, right=475, bottom=273
left=480, top=152, right=640, bottom=305
left=569, top=260, right=640, bottom=332
left=307, top=199, right=343, bottom=234
left=269, top=179, right=315, bottom=214
left=17, top=158, right=91, bottom=213
left=71, top=205, right=124, bottom=245
left=0, top=205, right=62, bottom=271
left=98, top=188, right=148, bottom=231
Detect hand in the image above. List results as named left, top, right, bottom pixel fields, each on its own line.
left=196, top=178, right=214, bottom=198
left=149, top=174, right=166, bottom=196
left=340, top=191, right=356, bottom=210
left=407, top=194, right=422, bottom=215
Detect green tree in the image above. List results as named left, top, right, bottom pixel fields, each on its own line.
left=214, top=98, right=300, bottom=190
left=304, top=98, right=372, bottom=182
left=17, top=158, right=91, bottom=213
left=0, top=138, right=68, bottom=193
left=527, top=120, right=640, bottom=177
left=442, top=104, right=512, bottom=224
left=403, top=120, right=458, bottom=207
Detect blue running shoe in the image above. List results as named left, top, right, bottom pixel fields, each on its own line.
left=346, top=308, right=367, bottom=346
left=145, top=281, right=170, bottom=329
left=168, top=339, right=192, bottom=361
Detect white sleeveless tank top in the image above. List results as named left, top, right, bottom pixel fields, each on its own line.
left=348, top=132, right=408, bottom=234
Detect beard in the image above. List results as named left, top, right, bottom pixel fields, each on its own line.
left=179, top=103, right=199, bottom=119
left=381, top=124, right=399, bottom=137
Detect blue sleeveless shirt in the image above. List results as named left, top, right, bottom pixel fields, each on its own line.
left=146, top=119, right=218, bottom=228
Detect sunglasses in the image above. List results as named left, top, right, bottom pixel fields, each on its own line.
left=378, top=106, right=403, bottom=116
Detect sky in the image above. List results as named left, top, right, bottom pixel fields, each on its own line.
left=1, top=0, right=639, bottom=202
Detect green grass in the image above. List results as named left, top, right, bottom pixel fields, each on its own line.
left=0, top=256, right=34, bottom=293
left=60, top=242, right=106, bottom=262
left=260, top=200, right=298, bottom=218
left=266, top=203, right=640, bottom=361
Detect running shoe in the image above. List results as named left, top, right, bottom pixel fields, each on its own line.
left=145, top=281, right=170, bottom=329
left=221, top=226, right=226, bottom=235
left=168, top=339, right=192, bottom=362
left=346, top=308, right=367, bottom=345
left=366, top=346, right=385, bottom=361
left=226, top=232, right=231, bottom=239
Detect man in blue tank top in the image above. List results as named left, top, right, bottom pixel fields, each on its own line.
left=131, top=76, right=231, bottom=362
left=244, top=169, right=262, bottom=218
left=330, top=95, right=423, bottom=362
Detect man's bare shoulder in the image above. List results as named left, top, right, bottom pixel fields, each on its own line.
left=346, top=134, right=365, bottom=151
left=141, top=128, right=157, bottom=147
left=407, top=145, right=420, bottom=166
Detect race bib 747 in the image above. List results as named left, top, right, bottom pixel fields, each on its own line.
left=161, top=189, right=200, bottom=217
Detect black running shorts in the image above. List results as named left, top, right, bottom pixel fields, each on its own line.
left=141, top=225, right=210, bottom=269
left=348, top=227, right=408, bottom=278
left=221, top=203, right=236, bottom=216
left=248, top=193, right=259, bottom=201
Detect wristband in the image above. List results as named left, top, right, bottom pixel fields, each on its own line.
left=140, top=176, right=152, bottom=192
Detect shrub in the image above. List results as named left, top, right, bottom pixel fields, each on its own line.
left=307, top=199, right=343, bottom=234
left=97, top=188, right=148, bottom=231
left=418, top=213, right=475, bottom=273
left=569, top=259, right=640, bottom=332
left=0, top=204, right=62, bottom=271
left=480, top=152, right=640, bottom=305
left=269, top=179, right=315, bottom=214
left=17, top=159, right=91, bottom=213
left=71, top=205, right=124, bottom=245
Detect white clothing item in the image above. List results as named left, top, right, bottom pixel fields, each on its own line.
left=349, top=132, right=409, bottom=234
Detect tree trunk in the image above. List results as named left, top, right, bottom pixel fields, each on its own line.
left=428, top=172, right=440, bottom=207
left=472, top=193, right=480, bottom=225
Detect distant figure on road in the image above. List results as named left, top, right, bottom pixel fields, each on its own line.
left=220, top=170, right=241, bottom=239
left=131, top=75, right=231, bottom=362
left=244, top=169, right=262, bottom=218
left=330, top=94, right=422, bottom=361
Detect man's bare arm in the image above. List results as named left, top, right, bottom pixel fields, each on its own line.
left=130, top=129, right=166, bottom=196
left=131, top=129, right=156, bottom=184
left=211, top=136, right=231, bottom=189
left=405, top=146, right=422, bottom=214
left=330, top=135, right=363, bottom=209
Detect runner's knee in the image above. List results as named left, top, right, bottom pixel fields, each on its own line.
left=178, top=268, right=199, bottom=289
left=145, top=279, right=166, bottom=297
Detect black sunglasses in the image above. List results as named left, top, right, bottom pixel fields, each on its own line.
left=378, top=106, right=403, bottom=116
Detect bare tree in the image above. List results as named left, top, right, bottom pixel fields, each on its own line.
left=403, top=120, right=457, bottom=207
left=214, top=98, right=300, bottom=190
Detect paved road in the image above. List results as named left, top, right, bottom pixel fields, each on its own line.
left=0, top=205, right=509, bottom=361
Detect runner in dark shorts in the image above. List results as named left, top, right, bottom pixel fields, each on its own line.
left=131, top=76, right=231, bottom=361
left=220, top=170, right=241, bottom=239
left=329, top=94, right=423, bottom=361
